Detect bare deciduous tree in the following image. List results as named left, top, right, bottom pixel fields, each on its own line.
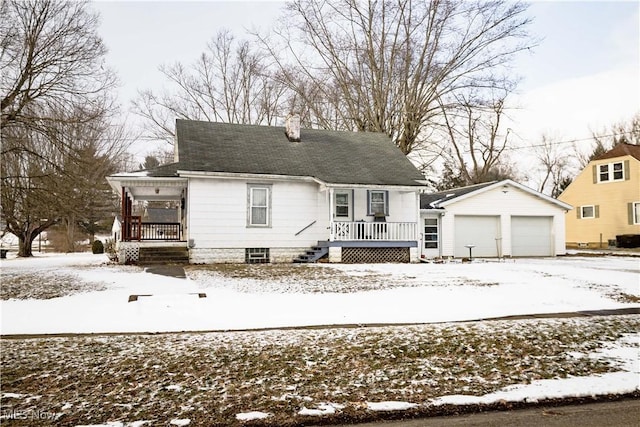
left=1, top=0, right=117, bottom=138
left=435, top=91, right=517, bottom=186
left=577, top=114, right=640, bottom=167
left=534, top=134, right=573, bottom=198
left=0, top=0, right=124, bottom=256
left=260, top=0, right=533, bottom=156
left=2, top=108, right=129, bottom=256
left=133, top=29, right=287, bottom=144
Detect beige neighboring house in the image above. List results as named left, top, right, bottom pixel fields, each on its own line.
left=558, top=143, right=640, bottom=248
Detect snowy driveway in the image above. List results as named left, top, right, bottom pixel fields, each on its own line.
left=1, top=253, right=638, bottom=335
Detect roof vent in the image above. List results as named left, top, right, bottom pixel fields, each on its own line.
left=285, top=113, right=301, bottom=142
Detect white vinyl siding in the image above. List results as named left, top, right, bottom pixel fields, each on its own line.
left=188, top=178, right=327, bottom=249
left=437, top=184, right=567, bottom=257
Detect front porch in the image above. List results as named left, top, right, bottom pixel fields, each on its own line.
left=107, top=173, right=189, bottom=264
left=294, top=221, right=419, bottom=263
left=329, top=221, right=417, bottom=242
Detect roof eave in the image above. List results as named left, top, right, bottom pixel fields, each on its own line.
left=437, top=179, right=573, bottom=211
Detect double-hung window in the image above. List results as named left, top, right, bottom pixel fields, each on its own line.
left=335, top=191, right=351, bottom=219
left=248, top=185, right=271, bottom=227
left=368, top=190, right=389, bottom=216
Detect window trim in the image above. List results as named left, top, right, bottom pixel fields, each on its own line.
left=367, top=190, right=389, bottom=216
left=580, top=205, right=596, bottom=219
left=334, top=190, right=352, bottom=220
left=247, top=184, right=272, bottom=227
left=597, top=161, right=625, bottom=183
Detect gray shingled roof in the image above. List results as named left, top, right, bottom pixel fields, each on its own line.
left=420, top=181, right=497, bottom=209
left=155, top=120, right=425, bottom=186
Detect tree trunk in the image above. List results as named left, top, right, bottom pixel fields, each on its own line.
left=17, top=231, right=35, bottom=257
left=63, top=216, right=76, bottom=253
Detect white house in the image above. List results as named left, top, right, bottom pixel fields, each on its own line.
left=106, top=117, right=426, bottom=264
left=419, top=180, right=572, bottom=259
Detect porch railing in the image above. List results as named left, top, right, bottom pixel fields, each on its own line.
left=122, top=216, right=181, bottom=241
left=330, top=221, right=416, bottom=241
left=140, top=222, right=181, bottom=240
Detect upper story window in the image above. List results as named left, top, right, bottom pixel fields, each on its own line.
left=598, top=161, right=624, bottom=182
left=248, top=185, right=271, bottom=227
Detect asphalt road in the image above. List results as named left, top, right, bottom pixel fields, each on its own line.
left=329, top=399, right=640, bottom=427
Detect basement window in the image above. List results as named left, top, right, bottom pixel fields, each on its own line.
left=245, top=248, right=270, bottom=264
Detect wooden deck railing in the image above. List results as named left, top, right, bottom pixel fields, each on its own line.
left=122, top=216, right=181, bottom=241
left=330, top=221, right=416, bottom=241
left=140, top=222, right=181, bottom=240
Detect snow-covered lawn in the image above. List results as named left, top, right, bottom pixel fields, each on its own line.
left=1, top=317, right=638, bottom=426
left=1, top=253, right=639, bottom=426
left=0, top=253, right=638, bottom=334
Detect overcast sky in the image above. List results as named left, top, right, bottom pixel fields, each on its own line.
left=93, top=0, right=639, bottom=159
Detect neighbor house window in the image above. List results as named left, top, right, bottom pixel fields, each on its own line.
left=424, top=218, right=438, bottom=249
left=598, top=162, right=624, bottom=182
left=368, top=190, right=389, bottom=216
left=580, top=205, right=596, bottom=219
left=248, top=185, right=271, bottom=227
left=335, top=191, right=351, bottom=218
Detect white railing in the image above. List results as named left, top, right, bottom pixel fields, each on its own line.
left=330, top=221, right=417, bottom=241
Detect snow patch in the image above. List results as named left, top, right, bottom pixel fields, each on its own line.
left=367, top=401, right=418, bottom=411
left=235, top=411, right=271, bottom=421
left=298, top=402, right=344, bottom=416
left=169, top=419, right=190, bottom=426
left=1, top=392, right=24, bottom=398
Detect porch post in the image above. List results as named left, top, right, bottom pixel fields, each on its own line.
left=121, top=187, right=128, bottom=241
left=329, top=187, right=335, bottom=242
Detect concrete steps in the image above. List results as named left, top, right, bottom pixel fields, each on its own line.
left=138, top=246, right=189, bottom=265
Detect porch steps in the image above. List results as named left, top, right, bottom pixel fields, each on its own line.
left=293, top=241, right=329, bottom=263
left=138, top=246, right=189, bottom=265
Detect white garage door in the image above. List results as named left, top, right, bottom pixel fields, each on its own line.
left=454, top=216, right=500, bottom=258
left=511, top=216, right=553, bottom=257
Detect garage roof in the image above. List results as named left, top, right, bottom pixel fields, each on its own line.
left=421, top=180, right=572, bottom=210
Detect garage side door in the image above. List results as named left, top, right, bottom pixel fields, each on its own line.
left=454, top=215, right=500, bottom=257
left=511, top=216, right=553, bottom=257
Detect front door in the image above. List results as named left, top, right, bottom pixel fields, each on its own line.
left=334, top=190, right=352, bottom=221
left=422, top=216, right=440, bottom=258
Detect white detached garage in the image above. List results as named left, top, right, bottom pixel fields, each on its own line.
left=420, top=180, right=572, bottom=259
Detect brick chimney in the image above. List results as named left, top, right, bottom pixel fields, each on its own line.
left=285, top=113, right=301, bottom=142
